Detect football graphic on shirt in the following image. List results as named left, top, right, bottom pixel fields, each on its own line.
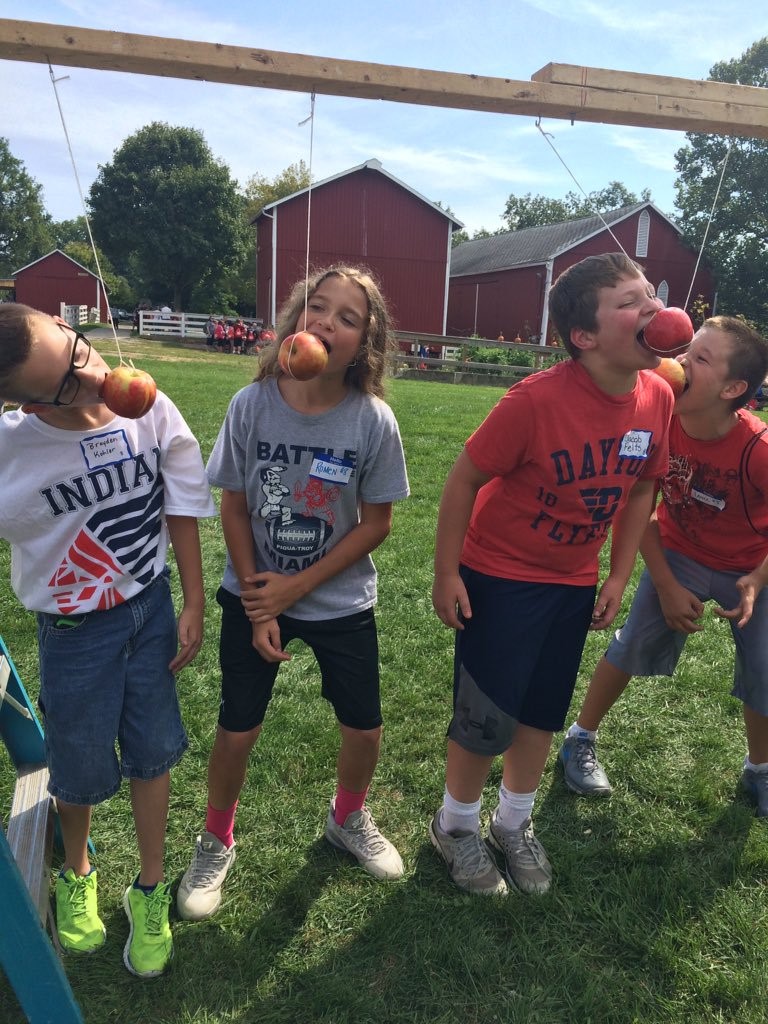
left=266, top=514, right=333, bottom=556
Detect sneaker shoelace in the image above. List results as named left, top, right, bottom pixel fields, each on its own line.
left=346, top=811, right=389, bottom=856
left=574, top=739, right=600, bottom=776
left=451, top=831, right=494, bottom=877
left=142, top=884, right=171, bottom=936
left=66, top=875, right=92, bottom=917
left=496, top=824, right=546, bottom=869
left=188, top=843, right=231, bottom=885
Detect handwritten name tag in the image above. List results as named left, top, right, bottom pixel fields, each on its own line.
left=80, top=430, right=133, bottom=470
left=309, top=454, right=353, bottom=485
left=619, top=430, right=652, bottom=460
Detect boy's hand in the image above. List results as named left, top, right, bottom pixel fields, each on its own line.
left=170, top=605, right=204, bottom=672
left=657, top=581, right=704, bottom=633
left=589, top=577, right=625, bottom=630
left=432, top=572, right=472, bottom=630
left=252, top=618, right=291, bottom=663
left=714, top=572, right=764, bottom=629
left=241, top=572, right=304, bottom=622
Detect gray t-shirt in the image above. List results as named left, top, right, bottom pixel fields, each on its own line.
left=207, top=377, right=410, bottom=620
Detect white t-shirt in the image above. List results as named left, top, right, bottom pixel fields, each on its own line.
left=0, top=392, right=216, bottom=614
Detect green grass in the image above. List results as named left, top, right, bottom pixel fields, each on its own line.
left=2, top=340, right=768, bottom=1023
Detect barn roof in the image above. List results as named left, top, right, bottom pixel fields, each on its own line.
left=12, top=248, right=99, bottom=279
left=257, top=158, right=464, bottom=230
left=449, top=202, right=681, bottom=277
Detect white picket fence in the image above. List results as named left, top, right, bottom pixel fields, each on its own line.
left=138, top=311, right=209, bottom=339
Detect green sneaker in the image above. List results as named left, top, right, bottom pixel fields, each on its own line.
left=122, top=879, right=174, bottom=978
left=55, top=869, right=106, bottom=954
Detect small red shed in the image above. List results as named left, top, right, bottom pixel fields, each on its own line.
left=447, top=203, right=715, bottom=343
left=13, top=250, right=110, bottom=322
left=255, top=159, right=462, bottom=334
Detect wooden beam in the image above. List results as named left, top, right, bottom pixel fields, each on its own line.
left=1, top=19, right=767, bottom=138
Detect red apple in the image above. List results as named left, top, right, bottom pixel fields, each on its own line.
left=651, top=357, right=686, bottom=398
left=278, top=331, right=328, bottom=381
left=641, top=307, right=694, bottom=355
left=100, top=364, right=157, bottom=418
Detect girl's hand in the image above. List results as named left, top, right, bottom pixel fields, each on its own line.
left=252, top=619, right=291, bottom=663
left=241, top=572, right=305, bottom=621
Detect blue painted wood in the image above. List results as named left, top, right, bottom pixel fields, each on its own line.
left=0, top=637, right=45, bottom=769
left=0, top=828, right=84, bottom=1024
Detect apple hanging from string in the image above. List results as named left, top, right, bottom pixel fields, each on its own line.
left=278, top=331, right=328, bottom=381
left=100, top=363, right=157, bottom=418
left=651, top=357, right=687, bottom=398
left=640, top=307, right=694, bottom=356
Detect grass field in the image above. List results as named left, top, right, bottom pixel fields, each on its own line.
left=2, top=339, right=768, bottom=1024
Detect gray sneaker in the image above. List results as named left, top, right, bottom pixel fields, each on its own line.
left=742, top=768, right=768, bottom=817
left=325, top=804, right=404, bottom=880
left=429, top=811, right=508, bottom=896
left=176, top=832, right=236, bottom=921
left=559, top=734, right=613, bottom=796
left=488, top=811, right=552, bottom=894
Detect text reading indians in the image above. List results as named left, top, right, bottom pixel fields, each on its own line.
left=40, top=447, right=161, bottom=516
left=532, top=434, right=657, bottom=545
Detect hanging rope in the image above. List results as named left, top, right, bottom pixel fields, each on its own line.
left=535, top=120, right=630, bottom=258
left=298, top=91, right=316, bottom=324
left=48, top=63, right=124, bottom=362
left=683, top=141, right=732, bottom=311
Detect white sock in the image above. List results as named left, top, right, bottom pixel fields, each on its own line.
left=744, top=757, right=768, bottom=773
left=495, top=782, right=536, bottom=830
left=440, top=789, right=481, bottom=835
left=566, top=721, right=597, bottom=741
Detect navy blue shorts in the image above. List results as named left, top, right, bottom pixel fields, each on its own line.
left=448, top=566, right=596, bottom=755
left=216, top=586, right=382, bottom=732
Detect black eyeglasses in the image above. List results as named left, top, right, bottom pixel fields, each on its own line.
left=33, top=325, right=93, bottom=407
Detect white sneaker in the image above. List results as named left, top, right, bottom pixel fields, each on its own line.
left=176, top=832, right=236, bottom=921
left=325, top=804, right=404, bottom=880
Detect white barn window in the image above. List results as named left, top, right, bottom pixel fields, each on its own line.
left=657, top=280, right=670, bottom=306
left=636, top=209, right=650, bottom=257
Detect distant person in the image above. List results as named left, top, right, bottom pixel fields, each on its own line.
left=429, top=253, right=673, bottom=896
left=204, top=315, right=216, bottom=348
left=559, top=317, right=768, bottom=817
left=176, top=265, right=409, bottom=923
left=214, top=319, right=226, bottom=352
left=0, top=303, right=215, bottom=977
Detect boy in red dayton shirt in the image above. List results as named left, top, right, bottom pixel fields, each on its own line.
left=430, top=253, right=674, bottom=896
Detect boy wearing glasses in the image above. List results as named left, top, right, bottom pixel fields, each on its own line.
left=0, top=305, right=215, bottom=978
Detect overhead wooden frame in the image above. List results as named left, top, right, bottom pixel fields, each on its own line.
left=1, top=18, right=767, bottom=139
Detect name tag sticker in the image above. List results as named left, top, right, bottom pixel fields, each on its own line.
left=80, top=430, right=133, bottom=470
left=691, top=487, right=725, bottom=511
left=619, top=430, right=652, bottom=460
left=310, top=454, right=353, bottom=485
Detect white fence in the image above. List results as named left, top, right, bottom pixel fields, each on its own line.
left=138, top=311, right=209, bottom=339
left=61, top=303, right=90, bottom=326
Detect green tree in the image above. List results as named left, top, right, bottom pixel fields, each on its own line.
left=243, top=160, right=311, bottom=221
left=0, top=138, right=54, bottom=276
left=52, top=216, right=89, bottom=248
left=502, top=182, right=651, bottom=232
left=674, top=38, right=768, bottom=331
left=88, top=123, right=247, bottom=311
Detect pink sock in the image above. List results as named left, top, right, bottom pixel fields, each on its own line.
left=205, top=801, right=238, bottom=848
left=334, top=785, right=367, bottom=825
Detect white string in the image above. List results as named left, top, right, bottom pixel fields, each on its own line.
left=535, top=120, right=629, bottom=258
left=299, top=92, right=316, bottom=326
left=48, top=63, right=124, bottom=361
left=683, top=141, right=732, bottom=311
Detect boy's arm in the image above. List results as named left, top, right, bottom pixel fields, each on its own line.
left=240, top=500, right=394, bottom=623
left=166, top=514, right=205, bottom=672
left=591, top=478, right=657, bottom=631
left=432, top=449, right=491, bottom=630
left=640, top=512, right=705, bottom=633
left=714, top=554, right=768, bottom=628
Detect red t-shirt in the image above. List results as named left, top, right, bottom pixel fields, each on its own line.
left=461, top=359, right=673, bottom=585
left=657, top=410, right=768, bottom=572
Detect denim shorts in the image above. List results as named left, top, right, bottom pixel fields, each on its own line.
left=448, top=566, right=596, bottom=754
left=36, top=568, right=188, bottom=805
left=216, top=586, right=382, bottom=732
left=605, top=548, right=768, bottom=715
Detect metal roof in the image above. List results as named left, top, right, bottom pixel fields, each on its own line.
left=449, top=203, right=681, bottom=277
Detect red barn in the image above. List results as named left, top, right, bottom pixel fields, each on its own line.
left=447, top=203, right=715, bottom=343
left=255, top=159, right=462, bottom=333
left=13, top=250, right=110, bottom=321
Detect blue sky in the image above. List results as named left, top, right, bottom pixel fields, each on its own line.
left=3, top=1, right=768, bottom=234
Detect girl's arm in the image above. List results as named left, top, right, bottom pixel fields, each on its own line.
left=220, top=488, right=259, bottom=586
left=166, top=514, right=205, bottom=672
left=240, top=500, right=393, bottom=622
